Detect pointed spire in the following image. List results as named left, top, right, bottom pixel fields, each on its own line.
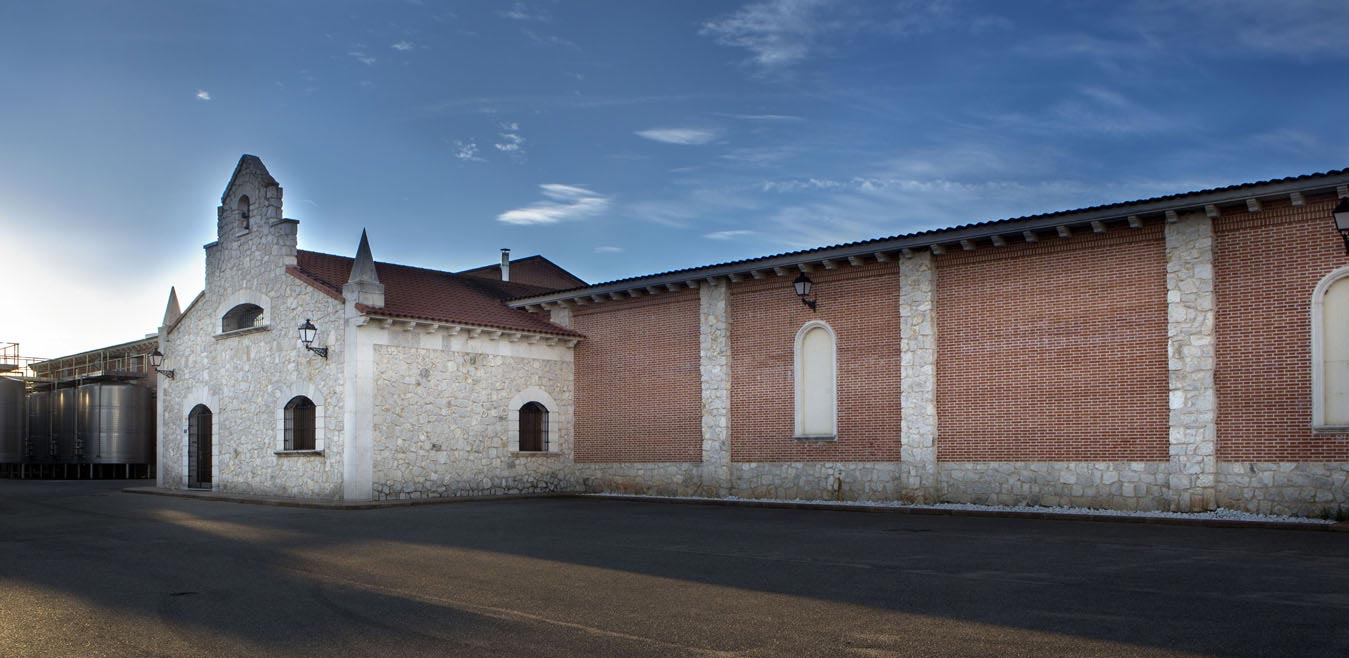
left=161, top=287, right=181, bottom=327
left=348, top=229, right=380, bottom=285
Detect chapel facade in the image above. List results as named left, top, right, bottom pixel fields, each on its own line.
left=156, top=155, right=1349, bottom=516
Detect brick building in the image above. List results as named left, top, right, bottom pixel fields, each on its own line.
left=157, top=155, right=1349, bottom=516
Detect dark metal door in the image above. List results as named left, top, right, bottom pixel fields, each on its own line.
left=188, top=405, right=212, bottom=488
left=519, top=402, right=547, bottom=452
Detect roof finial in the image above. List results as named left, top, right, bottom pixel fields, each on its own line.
left=348, top=229, right=380, bottom=285
left=161, top=286, right=182, bottom=328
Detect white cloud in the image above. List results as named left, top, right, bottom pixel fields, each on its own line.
left=718, top=113, right=803, bottom=121
left=701, top=0, right=829, bottom=68
left=702, top=0, right=1007, bottom=73
left=349, top=50, right=376, bottom=65
left=594, top=245, right=624, bottom=253
left=453, top=140, right=484, bottom=162
left=502, top=2, right=548, bottom=21
left=494, top=122, right=527, bottom=157
left=497, top=184, right=611, bottom=225
left=522, top=28, right=579, bottom=49
left=195, top=89, right=211, bottom=101
left=635, top=128, right=719, bottom=145
left=705, top=230, right=757, bottom=240
left=391, top=40, right=415, bottom=51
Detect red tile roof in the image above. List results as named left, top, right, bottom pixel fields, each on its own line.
left=292, top=250, right=580, bottom=337
left=458, top=255, right=588, bottom=290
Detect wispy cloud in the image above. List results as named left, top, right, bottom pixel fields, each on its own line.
left=497, top=184, right=611, bottom=225
left=717, top=113, right=803, bottom=121
left=348, top=49, right=376, bottom=65
left=194, top=89, right=211, bottom=101
left=1129, top=0, right=1349, bottom=59
left=594, top=245, right=624, bottom=253
left=453, top=140, right=484, bottom=162
left=494, top=122, right=527, bottom=159
left=501, top=2, right=549, bottom=21
left=391, top=40, right=415, bottom=52
left=701, top=0, right=828, bottom=69
left=522, top=29, right=579, bottom=49
left=705, top=230, right=756, bottom=240
left=635, top=127, right=720, bottom=145
left=702, top=0, right=1008, bottom=74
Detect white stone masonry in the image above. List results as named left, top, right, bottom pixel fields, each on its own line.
left=898, top=252, right=938, bottom=502
left=1164, top=212, right=1218, bottom=511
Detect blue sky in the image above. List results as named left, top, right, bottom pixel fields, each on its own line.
left=3, top=0, right=1349, bottom=357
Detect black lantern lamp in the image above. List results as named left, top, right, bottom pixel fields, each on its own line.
left=149, top=349, right=174, bottom=379
left=1334, top=198, right=1349, bottom=255
left=793, top=272, right=818, bottom=311
left=298, top=319, right=328, bottom=359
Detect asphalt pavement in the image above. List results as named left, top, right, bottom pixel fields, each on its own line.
left=1, top=479, right=1347, bottom=657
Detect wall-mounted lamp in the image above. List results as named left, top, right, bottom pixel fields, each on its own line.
left=1334, top=198, right=1349, bottom=255
left=148, top=349, right=175, bottom=379
left=793, top=272, right=818, bottom=312
left=298, top=319, right=328, bottom=359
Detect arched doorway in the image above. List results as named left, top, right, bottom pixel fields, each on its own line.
left=188, top=404, right=213, bottom=489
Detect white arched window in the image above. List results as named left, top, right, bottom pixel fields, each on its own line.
left=1313, top=267, right=1349, bottom=429
left=794, top=321, right=837, bottom=439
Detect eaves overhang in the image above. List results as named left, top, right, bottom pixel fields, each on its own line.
left=508, top=167, right=1349, bottom=310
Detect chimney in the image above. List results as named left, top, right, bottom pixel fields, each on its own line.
left=500, top=248, right=511, bottom=281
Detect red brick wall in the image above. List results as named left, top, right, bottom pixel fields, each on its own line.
left=573, top=290, right=703, bottom=462
left=729, top=262, right=902, bottom=462
left=935, top=226, right=1170, bottom=462
left=1214, top=195, right=1349, bottom=461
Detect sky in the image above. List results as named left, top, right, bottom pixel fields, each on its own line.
left=3, top=0, right=1349, bottom=359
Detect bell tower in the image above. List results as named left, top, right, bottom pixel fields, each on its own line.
left=217, top=154, right=284, bottom=242
left=204, top=155, right=299, bottom=295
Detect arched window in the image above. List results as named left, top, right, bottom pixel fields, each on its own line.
left=794, top=321, right=837, bottom=438
left=518, top=402, right=549, bottom=451
left=1313, top=267, right=1349, bottom=428
left=237, top=195, right=251, bottom=230
left=284, top=396, right=316, bottom=451
left=221, top=303, right=264, bottom=333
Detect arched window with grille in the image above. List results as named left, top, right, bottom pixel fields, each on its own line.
left=284, top=396, right=317, bottom=451
left=518, top=401, right=549, bottom=452
left=221, top=303, right=264, bottom=333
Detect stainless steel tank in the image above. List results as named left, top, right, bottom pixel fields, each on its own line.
left=0, top=378, right=22, bottom=463
left=77, top=383, right=153, bottom=464
left=26, top=390, right=51, bottom=462
left=54, top=387, right=78, bottom=463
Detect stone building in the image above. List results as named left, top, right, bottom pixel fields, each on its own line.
left=157, top=155, right=1349, bottom=516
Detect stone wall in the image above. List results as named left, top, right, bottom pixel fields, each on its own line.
left=1164, top=212, right=1218, bottom=511
left=898, top=252, right=937, bottom=502
left=936, top=462, right=1173, bottom=511
left=1217, top=462, right=1349, bottom=517
left=370, top=342, right=575, bottom=499
left=159, top=220, right=346, bottom=499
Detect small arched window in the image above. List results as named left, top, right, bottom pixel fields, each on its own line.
left=221, top=303, right=264, bottom=333
left=237, top=195, right=251, bottom=230
left=284, top=396, right=316, bottom=451
left=794, top=321, right=837, bottom=438
left=519, top=401, right=549, bottom=451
